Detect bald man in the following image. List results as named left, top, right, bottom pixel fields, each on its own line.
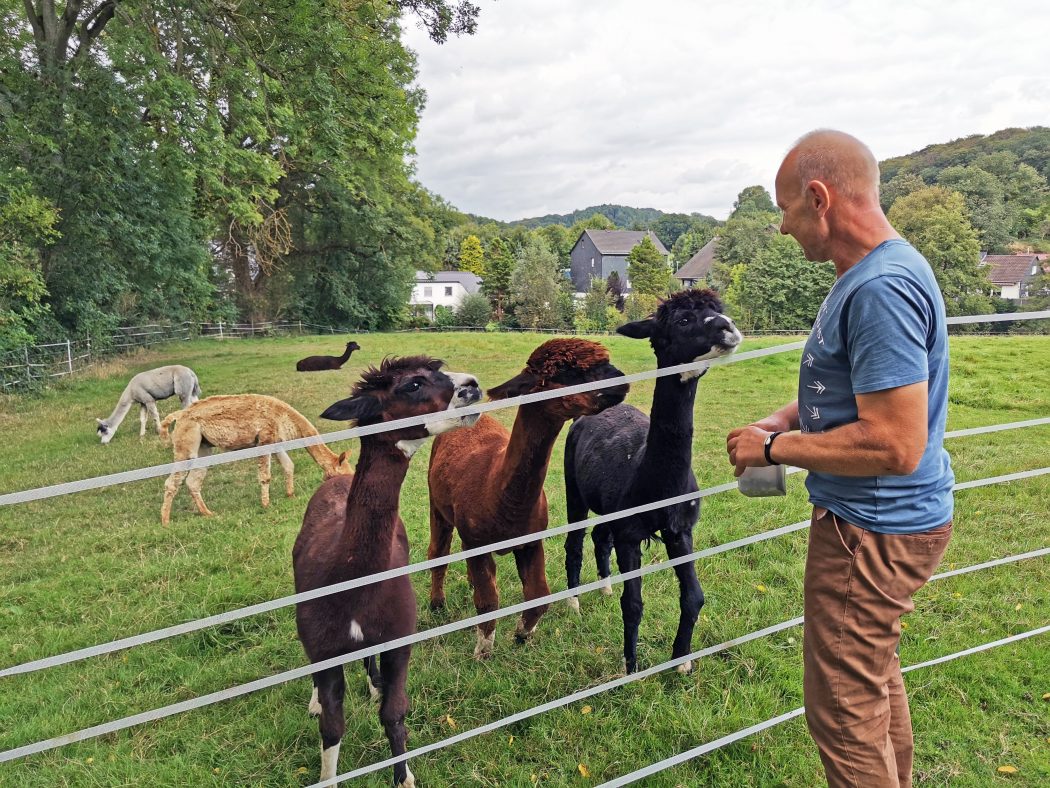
left=727, top=130, right=954, bottom=788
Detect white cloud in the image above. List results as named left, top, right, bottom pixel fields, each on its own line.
left=403, top=0, right=1050, bottom=221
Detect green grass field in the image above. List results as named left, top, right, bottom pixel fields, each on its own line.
left=0, top=331, right=1048, bottom=787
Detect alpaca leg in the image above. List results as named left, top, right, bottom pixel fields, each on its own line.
left=564, top=528, right=586, bottom=614
left=363, top=656, right=382, bottom=702
left=308, top=677, right=323, bottom=717
left=593, top=522, right=616, bottom=596
left=465, top=553, right=499, bottom=659
left=514, top=543, right=551, bottom=641
left=315, top=666, right=346, bottom=782
left=185, top=444, right=214, bottom=517
left=276, top=450, right=295, bottom=497
left=379, top=647, right=415, bottom=788
left=146, top=401, right=161, bottom=435
left=257, top=454, right=272, bottom=508
left=427, top=507, right=455, bottom=611
left=161, top=469, right=188, bottom=525
left=614, top=536, right=644, bottom=673
left=139, top=404, right=148, bottom=437
left=662, top=528, right=705, bottom=674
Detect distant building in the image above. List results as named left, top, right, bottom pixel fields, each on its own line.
left=980, top=253, right=1042, bottom=301
left=674, top=236, right=719, bottom=288
left=569, top=229, right=669, bottom=293
left=409, top=271, right=483, bottom=318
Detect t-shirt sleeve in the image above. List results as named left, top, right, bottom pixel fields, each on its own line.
left=845, top=275, right=932, bottom=394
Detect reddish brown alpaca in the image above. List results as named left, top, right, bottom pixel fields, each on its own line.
left=427, top=339, right=629, bottom=658
left=294, top=357, right=481, bottom=786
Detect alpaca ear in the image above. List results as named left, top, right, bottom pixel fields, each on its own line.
left=617, top=318, right=655, bottom=339
left=486, top=372, right=537, bottom=400
left=337, top=451, right=349, bottom=464
left=321, top=395, right=381, bottom=423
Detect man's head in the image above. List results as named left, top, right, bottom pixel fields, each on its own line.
left=775, top=130, right=882, bottom=262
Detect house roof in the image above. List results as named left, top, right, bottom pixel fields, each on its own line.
left=578, top=229, right=669, bottom=256
left=981, top=255, right=1039, bottom=286
left=674, top=237, right=719, bottom=281
left=415, top=270, right=483, bottom=294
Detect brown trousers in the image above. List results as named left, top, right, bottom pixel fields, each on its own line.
left=803, top=506, right=952, bottom=788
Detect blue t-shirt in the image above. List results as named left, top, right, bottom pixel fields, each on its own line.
left=799, top=239, right=954, bottom=534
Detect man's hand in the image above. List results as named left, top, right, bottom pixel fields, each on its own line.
left=727, top=425, right=773, bottom=477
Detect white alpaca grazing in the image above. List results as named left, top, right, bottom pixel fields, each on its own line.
left=96, top=365, right=201, bottom=444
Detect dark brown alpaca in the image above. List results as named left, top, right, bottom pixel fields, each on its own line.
left=293, top=356, right=481, bottom=786
left=427, top=339, right=629, bottom=658
left=296, top=340, right=361, bottom=372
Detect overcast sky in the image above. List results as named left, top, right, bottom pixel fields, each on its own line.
left=400, top=0, right=1050, bottom=223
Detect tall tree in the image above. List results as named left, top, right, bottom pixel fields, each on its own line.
left=457, top=234, right=486, bottom=276
left=482, top=236, right=514, bottom=321
left=730, top=185, right=776, bottom=218
left=626, top=235, right=673, bottom=296
left=887, top=186, right=993, bottom=316
left=509, top=236, right=561, bottom=329
left=880, top=172, right=926, bottom=213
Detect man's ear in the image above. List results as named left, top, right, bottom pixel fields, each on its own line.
left=487, top=371, right=537, bottom=400
left=617, top=318, right=655, bottom=339
left=321, top=395, right=381, bottom=423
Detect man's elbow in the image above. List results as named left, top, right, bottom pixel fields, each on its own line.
left=885, top=442, right=926, bottom=476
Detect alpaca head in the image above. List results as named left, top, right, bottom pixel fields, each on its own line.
left=346, top=341, right=361, bottom=352
left=486, top=339, right=629, bottom=420
left=320, top=356, right=481, bottom=456
left=95, top=418, right=114, bottom=444
left=323, top=451, right=353, bottom=478
left=618, top=288, right=742, bottom=378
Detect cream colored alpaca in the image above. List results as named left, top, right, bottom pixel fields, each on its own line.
left=159, top=394, right=351, bottom=525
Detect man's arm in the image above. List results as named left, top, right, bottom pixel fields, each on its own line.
left=727, top=381, right=928, bottom=477
left=748, top=400, right=801, bottom=433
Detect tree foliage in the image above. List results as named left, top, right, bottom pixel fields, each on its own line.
left=482, top=237, right=515, bottom=321
left=887, top=187, right=993, bottom=316
left=455, top=292, right=492, bottom=327
left=457, top=234, right=486, bottom=277
left=509, top=236, right=562, bottom=329
left=626, top=235, right=672, bottom=296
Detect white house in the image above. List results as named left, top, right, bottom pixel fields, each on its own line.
left=409, top=271, right=483, bottom=318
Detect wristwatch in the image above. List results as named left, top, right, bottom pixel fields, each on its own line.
left=764, top=431, right=782, bottom=466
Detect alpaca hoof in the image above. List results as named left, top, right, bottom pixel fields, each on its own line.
left=366, top=674, right=381, bottom=703
left=308, top=687, right=323, bottom=717
left=567, top=596, right=581, bottom=615
left=514, top=618, right=537, bottom=643
left=473, top=630, right=495, bottom=659
left=429, top=598, right=445, bottom=612
left=676, top=660, right=694, bottom=675
left=599, top=578, right=614, bottom=596
left=397, top=765, right=416, bottom=788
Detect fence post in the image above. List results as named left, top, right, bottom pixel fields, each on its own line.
left=86, top=337, right=91, bottom=363
left=298, top=320, right=303, bottom=335
left=218, top=321, right=224, bottom=340
left=24, top=346, right=31, bottom=385
left=66, top=339, right=73, bottom=375
left=250, top=319, right=255, bottom=336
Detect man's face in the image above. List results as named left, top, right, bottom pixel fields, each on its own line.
left=775, top=158, right=829, bottom=262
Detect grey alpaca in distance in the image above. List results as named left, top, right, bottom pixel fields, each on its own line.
left=95, top=365, right=201, bottom=444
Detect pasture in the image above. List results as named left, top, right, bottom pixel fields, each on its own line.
left=0, top=331, right=1048, bottom=787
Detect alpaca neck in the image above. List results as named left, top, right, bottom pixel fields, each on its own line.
left=105, top=391, right=136, bottom=428
left=304, top=441, right=341, bottom=474
left=336, top=345, right=354, bottom=363
left=280, top=408, right=338, bottom=471
left=636, top=366, right=699, bottom=487
left=493, top=405, right=563, bottom=515
left=340, top=439, right=410, bottom=572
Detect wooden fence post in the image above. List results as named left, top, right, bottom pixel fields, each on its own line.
left=218, top=321, right=224, bottom=340
left=24, top=346, right=31, bottom=385
left=66, top=339, right=73, bottom=375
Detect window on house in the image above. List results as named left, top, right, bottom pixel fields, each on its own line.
left=423, top=286, right=432, bottom=298
left=445, top=286, right=453, bottom=296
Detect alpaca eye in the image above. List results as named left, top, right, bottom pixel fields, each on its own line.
left=677, top=316, right=691, bottom=325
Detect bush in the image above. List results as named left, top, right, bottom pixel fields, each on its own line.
left=434, top=305, right=457, bottom=328
left=455, top=293, right=492, bottom=327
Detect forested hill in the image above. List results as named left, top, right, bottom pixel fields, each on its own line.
left=477, top=204, right=717, bottom=230
left=881, top=127, right=1050, bottom=182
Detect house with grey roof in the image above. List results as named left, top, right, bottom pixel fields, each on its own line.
left=674, top=236, right=719, bottom=288
left=409, top=271, right=483, bottom=318
left=980, top=254, right=1042, bottom=301
left=569, top=229, right=669, bottom=293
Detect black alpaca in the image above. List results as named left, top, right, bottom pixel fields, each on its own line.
left=563, top=289, right=742, bottom=673
left=296, top=340, right=361, bottom=372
